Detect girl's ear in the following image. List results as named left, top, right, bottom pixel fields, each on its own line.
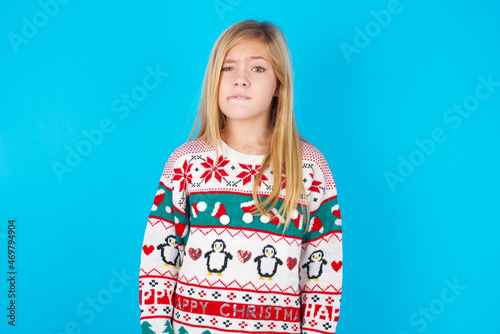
left=274, top=84, right=280, bottom=96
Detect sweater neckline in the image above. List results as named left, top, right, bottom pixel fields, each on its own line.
left=219, top=138, right=266, bottom=163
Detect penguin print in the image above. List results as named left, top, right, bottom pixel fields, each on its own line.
left=204, top=239, right=233, bottom=276
left=254, top=245, right=283, bottom=280
left=301, top=250, right=327, bottom=281
left=157, top=235, right=180, bottom=268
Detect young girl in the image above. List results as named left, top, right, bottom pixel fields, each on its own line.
left=139, top=20, right=342, bottom=334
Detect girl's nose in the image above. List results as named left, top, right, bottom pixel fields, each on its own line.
left=235, top=81, right=247, bottom=87
left=233, top=69, right=249, bottom=87
left=234, top=78, right=248, bottom=87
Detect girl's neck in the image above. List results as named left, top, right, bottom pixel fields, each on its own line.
left=220, top=127, right=273, bottom=156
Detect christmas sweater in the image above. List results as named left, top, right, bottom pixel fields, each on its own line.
left=139, top=138, right=342, bottom=334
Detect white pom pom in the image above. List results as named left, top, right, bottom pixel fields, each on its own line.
left=260, top=215, right=270, bottom=223
left=165, top=206, right=172, bottom=213
left=291, top=209, right=298, bottom=219
left=243, top=212, right=253, bottom=224
left=198, top=201, right=207, bottom=212
left=152, top=205, right=158, bottom=212
left=220, top=215, right=230, bottom=225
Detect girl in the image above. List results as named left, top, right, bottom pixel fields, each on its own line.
left=139, top=20, right=342, bottom=334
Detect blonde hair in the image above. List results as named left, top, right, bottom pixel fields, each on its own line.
left=188, top=20, right=311, bottom=232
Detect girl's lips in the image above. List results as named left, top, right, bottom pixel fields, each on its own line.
left=228, top=95, right=251, bottom=100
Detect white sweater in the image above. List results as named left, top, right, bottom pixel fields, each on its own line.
left=139, top=138, right=342, bottom=334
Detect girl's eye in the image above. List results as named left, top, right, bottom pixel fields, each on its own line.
left=221, top=66, right=265, bottom=72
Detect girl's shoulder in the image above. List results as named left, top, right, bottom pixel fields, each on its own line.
left=160, top=139, right=211, bottom=178
left=170, top=138, right=212, bottom=159
left=299, top=138, right=329, bottom=167
left=299, top=139, right=337, bottom=196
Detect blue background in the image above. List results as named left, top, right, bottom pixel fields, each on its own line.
left=1, top=0, right=499, bottom=333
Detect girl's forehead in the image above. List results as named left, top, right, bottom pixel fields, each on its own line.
left=225, top=39, right=269, bottom=58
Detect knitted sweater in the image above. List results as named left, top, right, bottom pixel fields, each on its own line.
left=139, top=138, right=342, bottom=334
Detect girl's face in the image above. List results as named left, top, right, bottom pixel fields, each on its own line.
left=218, top=38, right=278, bottom=125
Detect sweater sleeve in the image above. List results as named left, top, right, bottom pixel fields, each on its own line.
left=139, top=149, right=190, bottom=334
left=300, top=152, right=342, bottom=334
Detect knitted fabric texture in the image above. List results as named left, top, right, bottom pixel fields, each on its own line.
left=139, top=138, right=342, bottom=334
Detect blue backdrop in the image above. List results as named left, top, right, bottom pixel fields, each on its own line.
left=1, top=0, right=499, bottom=333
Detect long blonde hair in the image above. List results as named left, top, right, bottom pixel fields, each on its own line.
left=187, top=20, right=311, bottom=232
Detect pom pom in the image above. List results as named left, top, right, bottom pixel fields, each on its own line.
left=243, top=212, right=253, bottom=224
left=220, top=214, right=230, bottom=225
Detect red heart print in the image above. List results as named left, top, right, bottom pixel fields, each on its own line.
left=143, top=245, right=154, bottom=256
left=189, top=248, right=202, bottom=261
left=237, top=250, right=252, bottom=263
left=331, top=261, right=342, bottom=272
left=287, top=257, right=297, bottom=270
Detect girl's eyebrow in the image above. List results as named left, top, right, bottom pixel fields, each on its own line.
left=224, top=56, right=269, bottom=63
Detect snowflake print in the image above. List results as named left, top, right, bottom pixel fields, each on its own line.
left=237, top=163, right=268, bottom=186
left=200, top=155, right=229, bottom=183
left=308, top=172, right=322, bottom=193
left=172, top=159, right=193, bottom=193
